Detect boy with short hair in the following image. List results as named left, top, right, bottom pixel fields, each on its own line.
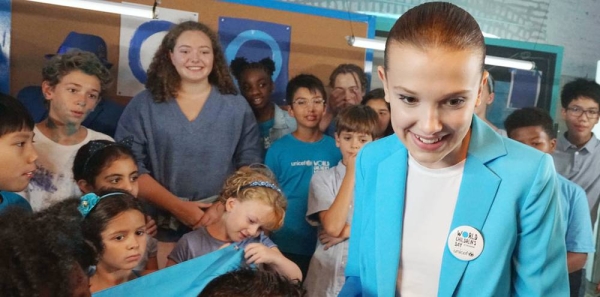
left=0, top=94, right=38, bottom=213
left=304, top=104, right=379, bottom=296
left=20, top=50, right=113, bottom=211
left=552, top=78, right=600, bottom=224
left=505, top=107, right=594, bottom=296
left=265, top=74, right=342, bottom=276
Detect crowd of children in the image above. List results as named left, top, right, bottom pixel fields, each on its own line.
left=1, top=2, right=600, bottom=296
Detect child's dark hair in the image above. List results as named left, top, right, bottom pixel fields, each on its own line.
left=560, top=78, right=600, bottom=108
left=286, top=74, right=327, bottom=105
left=82, top=190, right=145, bottom=255
left=73, top=139, right=136, bottom=185
left=361, top=88, right=386, bottom=105
left=199, top=268, right=305, bottom=297
left=0, top=199, right=97, bottom=297
left=504, top=107, right=556, bottom=139
left=335, top=105, right=379, bottom=138
left=0, top=93, right=35, bottom=138
left=329, top=63, right=367, bottom=92
left=230, top=57, right=276, bottom=82
left=42, top=50, right=113, bottom=94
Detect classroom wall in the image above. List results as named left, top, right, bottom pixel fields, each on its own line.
left=10, top=0, right=370, bottom=104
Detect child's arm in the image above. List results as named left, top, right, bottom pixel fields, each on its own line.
left=144, top=255, right=158, bottom=271
left=244, top=243, right=302, bottom=281
left=318, top=225, right=350, bottom=250
left=318, top=156, right=356, bottom=237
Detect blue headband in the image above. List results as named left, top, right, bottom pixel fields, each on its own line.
left=82, top=136, right=134, bottom=175
left=78, top=192, right=123, bottom=217
left=240, top=181, right=282, bottom=193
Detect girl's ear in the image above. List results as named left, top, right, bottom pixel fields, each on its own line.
left=76, top=180, right=94, bottom=194
left=225, top=197, right=237, bottom=212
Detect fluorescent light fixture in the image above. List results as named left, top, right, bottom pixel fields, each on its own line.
left=27, top=0, right=156, bottom=19
left=347, top=36, right=535, bottom=70
left=484, top=56, right=535, bottom=71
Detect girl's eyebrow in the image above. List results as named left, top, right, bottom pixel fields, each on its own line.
left=104, top=174, right=124, bottom=179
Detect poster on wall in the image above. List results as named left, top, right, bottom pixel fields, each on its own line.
left=218, top=17, right=291, bottom=106
left=117, top=4, right=197, bottom=97
left=0, top=0, right=10, bottom=94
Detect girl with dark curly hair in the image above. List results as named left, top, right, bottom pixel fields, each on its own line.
left=79, top=190, right=147, bottom=293
left=115, top=21, right=263, bottom=262
left=230, top=57, right=296, bottom=150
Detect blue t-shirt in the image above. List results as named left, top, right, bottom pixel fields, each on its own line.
left=265, top=133, right=342, bottom=255
left=0, top=191, right=32, bottom=213
left=259, top=119, right=275, bottom=150
left=558, top=175, right=595, bottom=253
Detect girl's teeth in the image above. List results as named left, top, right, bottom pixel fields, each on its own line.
left=418, top=136, right=441, bottom=144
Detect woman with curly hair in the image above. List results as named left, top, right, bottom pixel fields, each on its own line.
left=115, top=21, right=262, bottom=262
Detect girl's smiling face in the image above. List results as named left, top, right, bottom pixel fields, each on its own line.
left=98, top=210, right=147, bottom=271
left=379, top=44, right=484, bottom=169
left=239, top=68, right=274, bottom=110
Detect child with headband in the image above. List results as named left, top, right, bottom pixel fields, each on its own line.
left=166, top=166, right=302, bottom=282
left=78, top=190, right=147, bottom=293
left=73, top=139, right=158, bottom=272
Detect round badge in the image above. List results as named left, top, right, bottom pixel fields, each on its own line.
left=447, top=226, right=484, bottom=261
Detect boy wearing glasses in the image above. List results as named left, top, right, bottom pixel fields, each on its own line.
left=265, top=74, right=342, bottom=276
left=553, top=78, right=600, bottom=225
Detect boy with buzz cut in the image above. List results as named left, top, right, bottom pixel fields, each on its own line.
left=265, top=74, right=342, bottom=277
left=304, top=104, right=379, bottom=297
left=552, top=79, right=600, bottom=225
left=20, top=50, right=114, bottom=211
left=0, top=94, right=38, bottom=213
left=504, top=107, right=594, bottom=296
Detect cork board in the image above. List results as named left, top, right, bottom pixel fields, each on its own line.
left=10, top=0, right=372, bottom=105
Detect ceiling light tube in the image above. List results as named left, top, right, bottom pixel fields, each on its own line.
left=27, top=0, right=155, bottom=19
left=347, top=36, right=536, bottom=70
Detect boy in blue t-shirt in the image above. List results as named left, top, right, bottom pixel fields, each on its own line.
left=505, top=107, right=594, bottom=296
left=0, top=94, right=38, bottom=213
left=265, top=74, right=342, bottom=276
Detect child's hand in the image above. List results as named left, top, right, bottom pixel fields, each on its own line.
left=319, top=229, right=347, bottom=250
left=244, top=243, right=279, bottom=265
left=145, top=216, right=157, bottom=237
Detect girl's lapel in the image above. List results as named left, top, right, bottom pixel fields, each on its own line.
left=375, top=146, right=408, bottom=296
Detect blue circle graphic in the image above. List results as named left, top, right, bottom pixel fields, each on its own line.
left=128, top=20, right=174, bottom=84
left=224, top=30, right=282, bottom=81
left=462, top=231, right=469, bottom=238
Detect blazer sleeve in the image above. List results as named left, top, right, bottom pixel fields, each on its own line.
left=512, top=154, right=569, bottom=296
left=341, top=148, right=367, bottom=296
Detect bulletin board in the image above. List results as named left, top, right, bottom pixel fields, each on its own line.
left=9, top=0, right=374, bottom=105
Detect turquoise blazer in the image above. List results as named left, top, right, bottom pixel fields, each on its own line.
left=341, top=116, right=568, bottom=296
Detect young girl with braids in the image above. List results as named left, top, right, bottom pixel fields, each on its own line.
left=166, top=166, right=302, bottom=282
left=230, top=57, right=296, bottom=150
left=77, top=190, right=148, bottom=293
left=73, top=139, right=159, bottom=273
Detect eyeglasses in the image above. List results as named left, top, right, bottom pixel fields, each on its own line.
left=292, top=98, right=325, bottom=107
left=566, top=106, right=599, bottom=119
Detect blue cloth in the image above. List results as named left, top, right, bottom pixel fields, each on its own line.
left=93, top=245, right=246, bottom=297
left=265, top=134, right=341, bottom=256
left=0, top=191, right=32, bottom=213
left=16, top=86, right=124, bottom=137
left=259, top=119, right=275, bottom=139
left=558, top=175, right=595, bottom=253
left=341, top=116, right=569, bottom=296
left=115, top=88, right=262, bottom=241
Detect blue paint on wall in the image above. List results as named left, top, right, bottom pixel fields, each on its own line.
left=219, top=17, right=291, bottom=105
left=128, top=20, right=175, bottom=84
left=0, top=0, right=11, bottom=94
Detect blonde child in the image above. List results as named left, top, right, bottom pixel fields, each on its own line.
left=73, top=139, right=158, bottom=272
left=79, top=191, right=147, bottom=293
left=304, top=105, right=378, bottom=296
left=166, top=166, right=302, bottom=282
